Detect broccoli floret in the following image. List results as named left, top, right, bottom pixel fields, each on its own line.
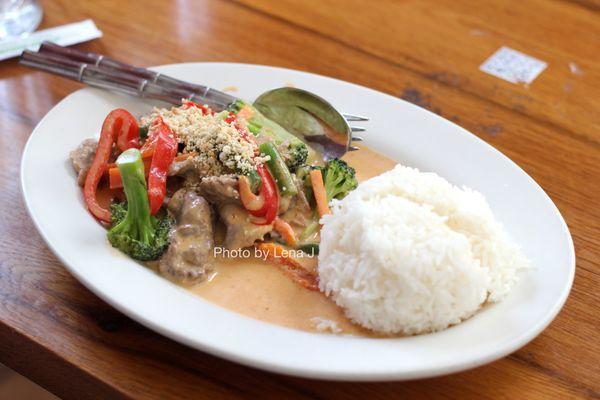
left=298, top=158, right=357, bottom=205
left=110, top=202, right=128, bottom=225
left=107, top=149, right=172, bottom=261
left=282, top=142, right=308, bottom=172
left=322, top=158, right=357, bottom=201
left=301, top=158, right=356, bottom=202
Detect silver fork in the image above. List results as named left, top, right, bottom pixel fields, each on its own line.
left=19, top=42, right=368, bottom=158
left=343, top=113, right=368, bottom=148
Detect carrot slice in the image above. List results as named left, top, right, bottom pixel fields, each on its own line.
left=273, top=218, right=297, bottom=247
left=108, top=167, right=123, bottom=190
left=310, top=169, right=330, bottom=218
left=256, top=242, right=318, bottom=291
left=107, top=152, right=195, bottom=189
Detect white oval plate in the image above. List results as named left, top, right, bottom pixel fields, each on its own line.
left=21, top=63, right=574, bottom=381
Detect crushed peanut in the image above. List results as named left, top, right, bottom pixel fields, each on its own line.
left=141, top=103, right=268, bottom=176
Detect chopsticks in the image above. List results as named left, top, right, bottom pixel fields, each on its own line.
left=19, top=42, right=237, bottom=110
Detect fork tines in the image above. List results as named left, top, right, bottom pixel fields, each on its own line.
left=343, top=113, right=370, bottom=122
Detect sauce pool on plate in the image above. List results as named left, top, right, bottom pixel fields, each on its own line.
left=188, top=145, right=396, bottom=335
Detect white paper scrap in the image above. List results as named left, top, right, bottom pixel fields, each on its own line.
left=479, top=46, right=547, bottom=84
left=0, top=19, right=102, bottom=61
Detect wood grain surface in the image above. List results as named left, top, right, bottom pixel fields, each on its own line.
left=0, top=0, right=598, bottom=398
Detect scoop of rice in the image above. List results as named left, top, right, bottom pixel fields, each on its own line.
left=318, top=164, right=530, bottom=335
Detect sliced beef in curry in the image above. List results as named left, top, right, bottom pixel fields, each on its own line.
left=169, top=156, right=198, bottom=177
left=69, top=138, right=98, bottom=186
left=218, top=204, right=273, bottom=250
left=159, top=189, right=214, bottom=283
left=198, top=175, right=240, bottom=205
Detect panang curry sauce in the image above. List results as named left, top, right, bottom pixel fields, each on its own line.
left=189, top=145, right=396, bottom=335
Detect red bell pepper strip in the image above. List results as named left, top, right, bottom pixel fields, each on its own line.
left=146, top=117, right=178, bottom=215
left=114, top=110, right=140, bottom=152
left=182, top=99, right=210, bottom=115
left=84, top=109, right=138, bottom=222
left=251, top=165, right=277, bottom=216
left=140, top=123, right=158, bottom=153
left=225, top=112, right=236, bottom=124
left=250, top=164, right=279, bottom=225
left=225, top=112, right=253, bottom=144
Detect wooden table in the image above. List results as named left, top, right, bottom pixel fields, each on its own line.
left=1, top=0, right=598, bottom=398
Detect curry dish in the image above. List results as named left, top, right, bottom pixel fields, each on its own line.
left=70, top=99, right=391, bottom=334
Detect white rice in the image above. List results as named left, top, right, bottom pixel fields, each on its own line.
left=318, top=164, right=530, bottom=335
left=311, top=317, right=342, bottom=334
